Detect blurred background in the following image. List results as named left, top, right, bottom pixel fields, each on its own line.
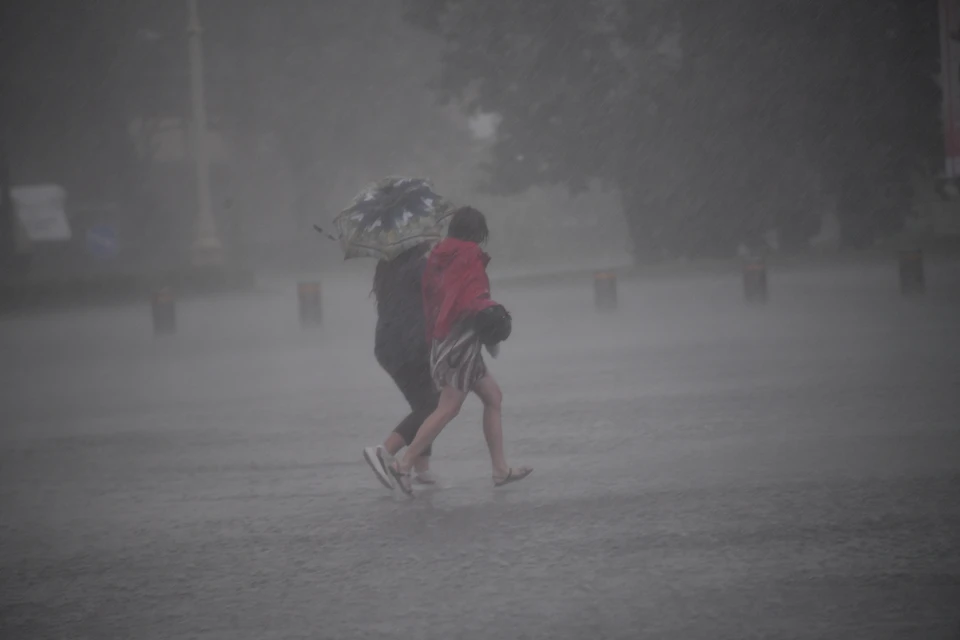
left=0, top=0, right=954, bottom=289
left=2, top=2, right=959, bottom=638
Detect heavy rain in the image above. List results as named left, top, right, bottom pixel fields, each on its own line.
left=1, top=1, right=958, bottom=638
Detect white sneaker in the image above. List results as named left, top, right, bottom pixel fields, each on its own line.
left=363, top=446, right=394, bottom=490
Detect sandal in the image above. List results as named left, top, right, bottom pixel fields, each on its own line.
left=493, top=466, right=533, bottom=487
left=387, top=461, right=414, bottom=496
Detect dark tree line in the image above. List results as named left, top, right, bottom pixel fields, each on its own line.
left=404, top=0, right=941, bottom=259
left=0, top=0, right=942, bottom=266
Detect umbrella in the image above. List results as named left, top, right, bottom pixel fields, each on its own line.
left=326, top=176, right=452, bottom=261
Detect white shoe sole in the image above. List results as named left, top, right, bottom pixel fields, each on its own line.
left=363, top=447, right=394, bottom=490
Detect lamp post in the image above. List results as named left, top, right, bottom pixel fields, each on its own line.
left=186, top=0, right=223, bottom=266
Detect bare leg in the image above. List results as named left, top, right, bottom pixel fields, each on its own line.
left=472, top=375, right=508, bottom=477
left=473, top=374, right=532, bottom=485
left=382, top=432, right=405, bottom=456
left=396, top=386, right=466, bottom=472
left=382, top=432, right=431, bottom=472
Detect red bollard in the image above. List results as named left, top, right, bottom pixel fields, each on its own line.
left=151, top=287, right=177, bottom=335
left=298, top=281, right=322, bottom=327
left=898, top=249, right=925, bottom=296
left=593, top=272, right=618, bottom=311
left=742, top=257, right=768, bottom=304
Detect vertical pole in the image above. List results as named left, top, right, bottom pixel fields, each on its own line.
left=152, top=287, right=177, bottom=335
left=0, top=147, right=13, bottom=267
left=186, top=0, right=223, bottom=266
left=941, top=0, right=958, bottom=177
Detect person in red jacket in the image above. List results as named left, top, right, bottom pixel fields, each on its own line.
left=385, top=206, right=532, bottom=494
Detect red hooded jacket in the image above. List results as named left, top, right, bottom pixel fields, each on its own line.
left=422, top=238, right=498, bottom=341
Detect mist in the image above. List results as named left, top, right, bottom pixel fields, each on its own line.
left=1, top=1, right=959, bottom=638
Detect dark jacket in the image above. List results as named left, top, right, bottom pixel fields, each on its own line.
left=373, top=244, right=431, bottom=373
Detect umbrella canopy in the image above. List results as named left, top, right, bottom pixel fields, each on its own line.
left=332, top=177, right=452, bottom=261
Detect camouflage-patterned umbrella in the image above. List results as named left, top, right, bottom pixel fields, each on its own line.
left=329, top=177, right=452, bottom=261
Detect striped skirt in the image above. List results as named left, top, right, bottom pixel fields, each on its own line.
left=430, top=321, right=487, bottom=393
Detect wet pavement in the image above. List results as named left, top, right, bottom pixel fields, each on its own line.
left=1, top=261, right=959, bottom=639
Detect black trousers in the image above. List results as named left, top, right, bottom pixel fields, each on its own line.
left=384, top=358, right=440, bottom=457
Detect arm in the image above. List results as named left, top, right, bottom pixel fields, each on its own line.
left=457, top=245, right=497, bottom=315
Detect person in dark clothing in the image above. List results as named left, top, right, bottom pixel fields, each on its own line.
left=362, top=242, right=441, bottom=489
left=385, top=207, right=531, bottom=495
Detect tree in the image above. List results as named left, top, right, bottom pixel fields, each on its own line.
left=200, top=0, right=479, bottom=259
left=404, top=0, right=941, bottom=258
left=2, top=0, right=478, bottom=266
left=807, top=0, right=941, bottom=248
left=404, top=0, right=812, bottom=258
left=1, top=0, right=192, bottom=256
left=406, top=0, right=684, bottom=259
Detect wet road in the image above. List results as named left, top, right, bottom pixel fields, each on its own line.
left=2, top=262, right=959, bottom=639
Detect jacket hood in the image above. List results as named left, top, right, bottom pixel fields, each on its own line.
left=432, top=238, right=490, bottom=268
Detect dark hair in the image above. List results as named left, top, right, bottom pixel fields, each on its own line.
left=446, top=206, right=489, bottom=245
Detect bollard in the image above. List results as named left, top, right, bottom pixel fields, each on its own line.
left=898, top=249, right=925, bottom=296
left=742, top=257, right=768, bottom=304
left=297, top=281, right=322, bottom=327
left=593, top=272, right=618, bottom=311
left=151, top=287, right=177, bottom=335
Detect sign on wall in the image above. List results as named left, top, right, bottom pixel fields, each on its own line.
left=11, top=184, right=71, bottom=242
